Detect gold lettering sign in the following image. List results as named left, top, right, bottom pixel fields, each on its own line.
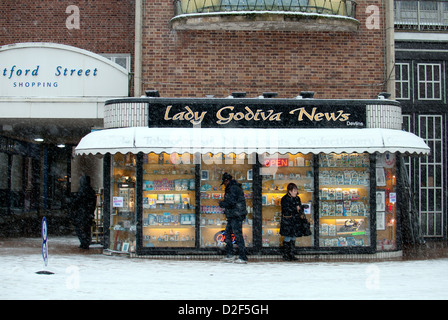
left=162, top=105, right=354, bottom=126
left=216, top=106, right=282, bottom=125
left=289, top=107, right=350, bottom=122
left=164, top=105, right=207, bottom=125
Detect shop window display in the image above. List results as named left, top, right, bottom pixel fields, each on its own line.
left=200, top=153, right=254, bottom=248
left=376, top=153, right=397, bottom=251
left=318, top=153, right=370, bottom=247
left=260, top=153, right=314, bottom=247
left=105, top=151, right=401, bottom=255
left=142, top=152, right=196, bottom=248
left=110, top=154, right=137, bottom=252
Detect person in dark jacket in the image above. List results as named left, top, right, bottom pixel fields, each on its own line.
left=219, top=173, right=248, bottom=263
left=280, top=183, right=308, bottom=261
left=71, top=175, right=97, bottom=249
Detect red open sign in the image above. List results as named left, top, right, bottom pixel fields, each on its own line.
left=264, top=158, right=289, bottom=167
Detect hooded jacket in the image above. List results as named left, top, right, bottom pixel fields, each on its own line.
left=219, top=179, right=248, bottom=219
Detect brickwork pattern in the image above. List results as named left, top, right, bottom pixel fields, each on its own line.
left=0, top=1, right=135, bottom=57
left=142, top=0, right=387, bottom=99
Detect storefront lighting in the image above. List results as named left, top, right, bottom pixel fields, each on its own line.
left=57, top=144, right=66, bottom=148
left=34, top=138, right=44, bottom=142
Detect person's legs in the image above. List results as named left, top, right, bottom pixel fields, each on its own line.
left=80, top=224, right=91, bottom=249
left=288, top=237, right=297, bottom=261
left=230, top=217, right=247, bottom=261
left=224, top=219, right=234, bottom=258
left=282, top=236, right=292, bottom=261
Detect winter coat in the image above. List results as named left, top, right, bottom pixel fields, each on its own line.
left=71, top=176, right=97, bottom=228
left=280, top=193, right=307, bottom=237
left=219, top=179, right=248, bottom=219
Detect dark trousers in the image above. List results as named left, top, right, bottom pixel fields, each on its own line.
left=75, top=224, right=91, bottom=249
left=224, top=217, right=247, bottom=260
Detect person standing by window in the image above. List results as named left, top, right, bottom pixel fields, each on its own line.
left=280, top=183, right=306, bottom=261
left=219, top=173, right=248, bottom=263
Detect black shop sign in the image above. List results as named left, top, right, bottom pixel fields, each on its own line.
left=147, top=98, right=367, bottom=129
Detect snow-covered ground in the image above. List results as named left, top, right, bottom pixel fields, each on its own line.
left=1, top=237, right=448, bottom=300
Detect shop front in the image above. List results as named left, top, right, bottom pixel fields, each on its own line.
left=75, top=95, right=430, bottom=258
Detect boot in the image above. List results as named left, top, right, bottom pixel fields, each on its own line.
left=282, top=241, right=291, bottom=261
left=288, top=241, right=298, bottom=261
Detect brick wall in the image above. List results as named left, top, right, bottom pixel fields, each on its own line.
left=142, top=0, right=387, bottom=99
left=0, top=0, right=135, bottom=59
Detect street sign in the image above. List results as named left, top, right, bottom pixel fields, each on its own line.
left=42, top=217, right=48, bottom=267
left=36, top=217, right=53, bottom=275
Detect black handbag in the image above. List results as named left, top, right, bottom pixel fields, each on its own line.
left=294, top=214, right=312, bottom=237
left=300, top=218, right=312, bottom=236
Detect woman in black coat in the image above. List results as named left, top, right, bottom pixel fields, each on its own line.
left=280, top=183, right=307, bottom=261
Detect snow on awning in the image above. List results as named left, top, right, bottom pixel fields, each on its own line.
left=74, top=127, right=430, bottom=156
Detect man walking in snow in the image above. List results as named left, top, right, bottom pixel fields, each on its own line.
left=219, top=173, right=248, bottom=263
left=71, top=175, right=97, bottom=249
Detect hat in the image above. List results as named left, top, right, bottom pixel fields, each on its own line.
left=220, top=172, right=232, bottom=185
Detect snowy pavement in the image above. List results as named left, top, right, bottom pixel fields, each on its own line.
left=1, top=236, right=448, bottom=300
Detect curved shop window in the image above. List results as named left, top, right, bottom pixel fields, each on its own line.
left=110, top=153, right=137, bottom=253
left=318, top=153, right=371, bottom=248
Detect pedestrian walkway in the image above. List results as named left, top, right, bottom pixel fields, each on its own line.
left=0, top=236, right=102, bottom=256
left=1, top=236, right=447, bottom=261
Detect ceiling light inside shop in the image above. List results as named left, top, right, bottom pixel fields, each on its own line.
left=57, top=144, right=66, bottom=148
left=34, top=138, right=44, bottom=142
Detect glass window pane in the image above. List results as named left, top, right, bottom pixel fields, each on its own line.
left=200, top=153, right=253, bottom=248
left=142, top=152, right=196, bottom=248
left=434, top=65, right=440, bottom=81
left=403, top=83, right=409, bottom=99
left=318, top=153, right=370, bottom=248
left=402, top=64, right=409, bottom=80
left=110, top=153, right=137, bottom=252
left=261, top=153, right=314, bottom=248
left=419, top=82, right=426, bottom=99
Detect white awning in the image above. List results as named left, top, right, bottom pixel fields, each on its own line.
left=75, top=127, right=430, bottom=156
